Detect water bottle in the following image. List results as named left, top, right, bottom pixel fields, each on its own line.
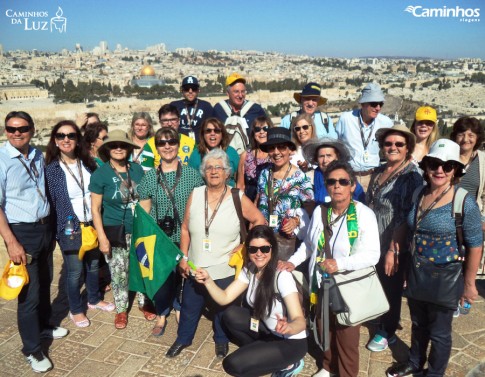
left=64, top=216, right=74, bottom=236
left=459, top=300, right=471, bottom=315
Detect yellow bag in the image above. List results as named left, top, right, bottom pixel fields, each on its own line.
left=228, top=244, right=245, bottom=279
left=0, top=260, right=29, bottom=300
left=78, top=224, right=98, bottom=260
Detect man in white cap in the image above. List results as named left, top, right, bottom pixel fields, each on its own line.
left=335, top=83, right=393, bottom=190
left=170, top=75, right=214, bottom=143
left=280, top=83, right=337, bottom=139
left=213, top=73, right=266, bottom=154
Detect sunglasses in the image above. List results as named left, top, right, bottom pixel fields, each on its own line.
left=156, top=139, right=178, bottom=147
left=248, top=245, right=272, bottom=254
left=369, top=102, right=384, bottom=108
left=55, top=132, right=77, bottom=140
left=267, top=144, right=289, bottom=152
left=5, top=125, right=32, bottom=134
left=108, top=143, right=129, bottom=150
left=426, top=159, right=456, bottom=173
left=254, top=126, right=269, bottom=133
left=205, top=128, right=222, bottom=134
left=294, top=125, right=311, bottom=132
left=383, top=141, right=406, bottom=148
left=182, top=86, right=198, bottom=92
left=325, top=178, right=353, bottom=186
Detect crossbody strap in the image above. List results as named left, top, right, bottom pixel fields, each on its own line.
left=231, top=188, right=247, bottom=243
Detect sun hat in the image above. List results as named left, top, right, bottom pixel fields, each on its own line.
left=419, top=139, right=465, bottom=177
left=358, top=83, right=385, bottom=104
left=260, top=127, right=296, bottom=152
left=181, top=75, right=199, bottom=88
left=375, top=123, right=416, bottom=153
left=415, top=106, right=437, bottom=123
left=98, top=129, right=139, bottom=162
left=302, top=138, right=350, bottom=165
left=0, top=261, right=29, bottom=300
left=225, top=73, right=246, bottom=87
left=293, top=83, right=327, bottom=106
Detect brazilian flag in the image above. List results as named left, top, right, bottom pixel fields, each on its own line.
left=129, top=204, right=184, bottom=299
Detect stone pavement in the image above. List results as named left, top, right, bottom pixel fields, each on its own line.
left=0, top=247, right=484, bottom=377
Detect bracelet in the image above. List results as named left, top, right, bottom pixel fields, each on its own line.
left=182, top=255, right=189, bottom=261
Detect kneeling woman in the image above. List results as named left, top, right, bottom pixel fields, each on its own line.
left=195, top=225, right=307, bottom=377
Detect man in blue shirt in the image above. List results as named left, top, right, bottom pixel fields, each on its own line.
left=280, top=82, right=337, bottom=139
left=0, top=111, right=68, bottom=373
left=335, top=83, right=393, bottom=190
left=170, top=75, right=214, bottom=143
left=213, top=73, right=266, bottom=154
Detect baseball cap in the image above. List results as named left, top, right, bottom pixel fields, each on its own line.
left=415, top=106, right=437, bottom=123
left=181, top=76, right=199, bottom=88
left=0, top=261, right=29, bottom=300
left=225, top=73, right=246, bottom=87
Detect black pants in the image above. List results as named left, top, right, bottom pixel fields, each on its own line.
left=222, top=306, right=307, bottom=377
left=10, top=222, right=54, bottom=355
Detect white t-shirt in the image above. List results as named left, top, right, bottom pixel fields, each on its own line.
left=60, top=162, right=92, bottom=222
left=238, top=268, right=307, bottom=340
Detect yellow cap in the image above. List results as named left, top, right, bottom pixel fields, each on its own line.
left=0, top=261, right=29, bottom=300
left=225, top=73, right=246, bottom=87
left=415, top=106, right=437, bottom=123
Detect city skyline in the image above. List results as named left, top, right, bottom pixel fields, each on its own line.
left=1, top=0, right=484, bottom=59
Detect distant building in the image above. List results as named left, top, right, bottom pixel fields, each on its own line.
left=130, top=65, right=165, bottom=88
left=0, top=84, right=49, bottom=100
left=100, top=41, right=108, bottom=54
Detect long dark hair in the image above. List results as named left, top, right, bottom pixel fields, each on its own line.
left=243, top=225, right=279, bottom=320
left=45, top=120, right=97, bottom=171
left=197, top=117, right=230, bottom=154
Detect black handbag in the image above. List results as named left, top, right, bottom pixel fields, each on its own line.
left=103, top=224, right=127, bottom=248
left=58, top=230, right=82, bottom=252
left=404, top=253, right=463, bottom=309
left=321, top=274, right=347, bottom=314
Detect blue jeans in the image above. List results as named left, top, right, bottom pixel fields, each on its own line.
left=153, top=270, right=175, bottom=317
left=61, top=248, right=101, bottom=314
left=11, top=222, right=54, bottom=356
left=176, top=275, right=233, bottom=345
left=408, top=298, right=454, bottom=377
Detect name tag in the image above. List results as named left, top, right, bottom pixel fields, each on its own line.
left=269, top=215, right=278, bottom=228
left=250, top=317, right=259, bottom=332
left=202, top=239, right=211, bottom=253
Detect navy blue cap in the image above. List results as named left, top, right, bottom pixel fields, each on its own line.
left=181, top=76, right=199, bottom=87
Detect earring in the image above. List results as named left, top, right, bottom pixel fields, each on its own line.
left=56, top=144, right=59, bottom=147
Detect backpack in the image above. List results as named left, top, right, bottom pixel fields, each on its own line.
left=274, top=270, right=309, bottom=317
left=218, top=100, right=254, bottom=155
left=290, top=111, right=329, bottom=134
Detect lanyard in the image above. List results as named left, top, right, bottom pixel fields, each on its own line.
left=156, top=162, right=182, bottom=225
left=267, top=164, right=291, bottom=214
left=184, top=100, right=199, bottom=128
left=358, top=111, right=375, bottom=150
left=416, top=185, right=452, bottom=226
left=60, top=157, right=89, bottom=222
left=204, top=185, right=228, bottom=237
left=17, top=156, right=45, bottom=202
left=132, top=147, right=144, bottom=163
left=368, top=160, right=408, bottom=207
left=109, top=162, right=136, bottom=202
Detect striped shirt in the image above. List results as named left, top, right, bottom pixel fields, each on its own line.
left=0, top=141, right=50, bottom=223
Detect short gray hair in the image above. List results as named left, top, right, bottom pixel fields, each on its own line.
left=200, top=148, right=232, bottom=176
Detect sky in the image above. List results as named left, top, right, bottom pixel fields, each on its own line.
left=1, top=0, right=484, bottom=59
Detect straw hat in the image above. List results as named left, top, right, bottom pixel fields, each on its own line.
left=375, top=124, right=416, bottom=154
left=98, top=129, right=139, bottom=162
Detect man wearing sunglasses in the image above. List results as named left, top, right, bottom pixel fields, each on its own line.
left=140, top=104, right=195, bottom=170
left=281, top=82, right=337, bottom=139
left=0, top=111, right=68, bottom=373
left=335, top=83, right=393, bottom=190
left=170, top=76, right=214, bottom=144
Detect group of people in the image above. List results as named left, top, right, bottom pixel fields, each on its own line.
left=0, top=74, right=483, bottom=377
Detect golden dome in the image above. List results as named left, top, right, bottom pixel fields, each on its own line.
left=140, top=65, right=155, bottom=76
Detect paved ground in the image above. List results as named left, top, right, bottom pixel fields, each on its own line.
left=0, top=247, right=484, bottom=377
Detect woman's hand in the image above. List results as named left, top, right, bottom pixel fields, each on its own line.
left=194, top=268, right=212, bottom=285
left=297, top=160, right=310, bottom=172
left=277, top=260, right=295, bottom=272
left=275, top=313, right=291, bottom=335
left=230, top=244, right=243, bottom=256
left=281, top=217, right=299, bottom=236
left=178, top=259, right=190, bottom=278
left=98, top=236, right=111, bottom=256
left=321, top=258, right=338, bottom=274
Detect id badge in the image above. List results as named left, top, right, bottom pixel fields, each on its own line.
left=202, top=239, right=211, bottom=253
left=129, top=202, right=135, bottom=215
left=363, top=150, right=370, bottom=163
left=250, top=317, right=259, bottom=332
left=269, top=215, right=278, bottom=228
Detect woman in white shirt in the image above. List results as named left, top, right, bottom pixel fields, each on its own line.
left=195, top=225, right=307, bottom=377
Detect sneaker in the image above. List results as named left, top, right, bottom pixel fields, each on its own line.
left=40, top=326, right=69, bottom=339
left=387, top=362, right=422, bottom=377
left=25, top=351, right=53, bottom=373
left=367, top=334, right=397, bottom=352
left=453, top=306, right=460, bottom=318
left=272, top=359, right=305, bottom=377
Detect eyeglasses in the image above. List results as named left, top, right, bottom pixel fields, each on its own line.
left=383, top=141, right=406, bottom=148
left=267, top=144, right=289, bottom=152
left=205, top=128, right=222, bottom=134
left=160, top=117, right=179, bottom=124
left=182, top=86, right=198, bottom=92
left=230, top=90, right=246, bottom=95
left=204, top=165, right=224, bottom=172
left=248, top=245, right=272, bottom=254
left=369, top=102, right=384, bottom=108
left=156, top=139, right=178, bottom=147
left=294, top=125, right=311, bottom=132
left=5, top=125, right=32, bottom=134
left=325, top=178, right=353, bottom=186
left=55, top=132, right=76, bottom=140
left=426, top=159, right=456, bottom=173
left=253, top=126, right=269, bottom=133
left=107, top=143, right=128, bottom=150
left=97, top=136, right=108, bottom=142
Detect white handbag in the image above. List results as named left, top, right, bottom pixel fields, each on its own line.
left=333, top=266, right=389, bottom=326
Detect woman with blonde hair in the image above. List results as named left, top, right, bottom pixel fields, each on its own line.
left=128, top=112, right=155, bottom=164
left=410, top=106, right=440, bottom=163
left=290, top=113, right=317, bottom=172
